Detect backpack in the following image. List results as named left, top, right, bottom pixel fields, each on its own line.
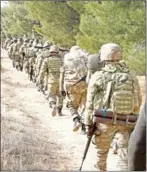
left=103, top=70, right=135, bottom=115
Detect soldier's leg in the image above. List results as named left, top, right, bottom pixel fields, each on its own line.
left=107, top=125, right=132, bottom=171
left=20, top=57, right=23, bottom=71
left=78, top=89, right=87, bottom=134
left=67, top=86, right=83, bottom=131
left=12, top=55, right=15, bottom=68
left=48, top=83, right=57, bottom=116
left=56, top=85, right=64, bottom=116
left=93, top=123, right=113, bottom=171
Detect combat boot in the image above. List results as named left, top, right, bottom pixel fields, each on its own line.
left=20, top=66, right=23, bottom=71
left=80, top=123, right=87, bottom=135
left=56, top=107, right=62, bottom=116
left=73, top=116, right=82, bottom=132
left=12, top=61, right=15, bottom=68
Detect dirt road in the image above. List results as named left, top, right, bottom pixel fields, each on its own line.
left=1, top=49, right=98, bottom=171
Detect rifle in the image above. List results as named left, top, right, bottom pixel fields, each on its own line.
left=73, top=75, right=87, bottom=86
left=79, top=121, right=97, bottom=171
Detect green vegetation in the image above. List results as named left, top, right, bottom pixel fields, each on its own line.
left=1, top=1, right=145, bottom=75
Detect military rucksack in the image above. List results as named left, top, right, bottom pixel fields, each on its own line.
left=103, top=70, right=135, bottom=115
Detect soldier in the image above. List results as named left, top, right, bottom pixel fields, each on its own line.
left=38, top=45, right=63, bottom=116
left=4, top=36, right=12, bottom=50
left=19, top=39, right=28, bottom=71
left=23, top=42, right=33, bottom=74
left=36, top=41, right=52, bottom=93
left=84, top=43, right=142, bottom=171
left=28, top=43, right=41, bottom=82
left=11, top=38, right=23, bottom=70
left=59, top=45, right=88, bottom=131
left=7, top=39, right=15, bottom=59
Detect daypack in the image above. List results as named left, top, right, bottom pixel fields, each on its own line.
left=103, top=70, right=135, bottom=115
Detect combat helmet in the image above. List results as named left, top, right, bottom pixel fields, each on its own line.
left=59, top=46, right=69, bottom=52
left=49, top=45, right=59, bottom=53
left=43, top=41, right=52, bottom=47
left=70, top=45, right=80, bottom=53
left=100, top=43, right=122, bottom=61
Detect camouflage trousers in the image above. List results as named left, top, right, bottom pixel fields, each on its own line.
left=66, top=81, right=87, bottom=119
left=23, top=60, right=29, bottom=73
left=13, top=55, right=23, bottom=70
left=93, top=123, right=133, bottom=171
left=48, top=82, right=63, bottom=108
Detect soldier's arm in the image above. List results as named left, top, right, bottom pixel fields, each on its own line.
left=132, top=74, right=142, bottom=112
left=9, top=45, right=13, bottom=55
left=12, top=45, right=16, bottom=56
left=38, top=58, right=48, bottom=83
left=59, top=66, right=65, bottom=91
left=84, top=73, right=101, bottom=125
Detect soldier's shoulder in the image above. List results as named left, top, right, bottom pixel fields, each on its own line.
left=90, top=70, right=104, bottom=83
left=93, top=70, right=104, bottom=77
left=43, top=57, right=49, bottom=63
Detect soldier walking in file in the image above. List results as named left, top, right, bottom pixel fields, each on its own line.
left=84, top=43, right=142, bottom=171
left=60, top=45, right=88, bottom=132
left=38, top=45, right=63, bottom=116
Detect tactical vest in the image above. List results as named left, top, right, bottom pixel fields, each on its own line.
left=102, top=69, right=135, bottom=115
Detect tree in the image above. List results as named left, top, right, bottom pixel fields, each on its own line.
left=25, top=1, right=80, bottom=47
left=2, top=1, right=33, bottom=36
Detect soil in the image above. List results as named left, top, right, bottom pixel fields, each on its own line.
left=1, top=49, right=97, bottom=171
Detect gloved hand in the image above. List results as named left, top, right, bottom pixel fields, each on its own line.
left=85, top=125, right=93, bottom=137
left=61, top=90, right=66, bottom=96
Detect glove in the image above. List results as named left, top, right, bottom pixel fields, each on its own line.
left=61, top=90, right=66, bottom=96
left=85, top=125, right=93, bottom=137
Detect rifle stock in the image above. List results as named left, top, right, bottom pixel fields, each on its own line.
left=79, top=122, right=97, bottom=171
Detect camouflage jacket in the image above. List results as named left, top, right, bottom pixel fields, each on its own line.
left=35, top=53, right=45, bottom=76
left=38, top=52, right=62, bottom=84
left=12, top=43, right=22, bottom=56
left=19, top=44, right=27, bottom=55
left=84, top=62, right=142, bottom=125
left=59, top=52, right=87, bottom=91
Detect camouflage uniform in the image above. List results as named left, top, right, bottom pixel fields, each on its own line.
left=38, top=45, right=63, bottom=116
left=7, top=40, right=14, bottom=59
left=19, top=41, right=28, bottom=71
left=39, top=41, right=52, bottom=91
left=84, top=43, right=142, bottom=171
left=28, top=46, right=38, bottom=82
left=11, top=39, right=23, bottom=69
left=4, top=37, right=11, bottom=50
left=60, top=45, right=88, bottom=131
left=36, top=49, right=51, bottom=92
left=23, top=42, right=32, bottom=74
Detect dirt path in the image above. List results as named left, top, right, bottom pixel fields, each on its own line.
left=1, top=49, right=97, bottom=171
